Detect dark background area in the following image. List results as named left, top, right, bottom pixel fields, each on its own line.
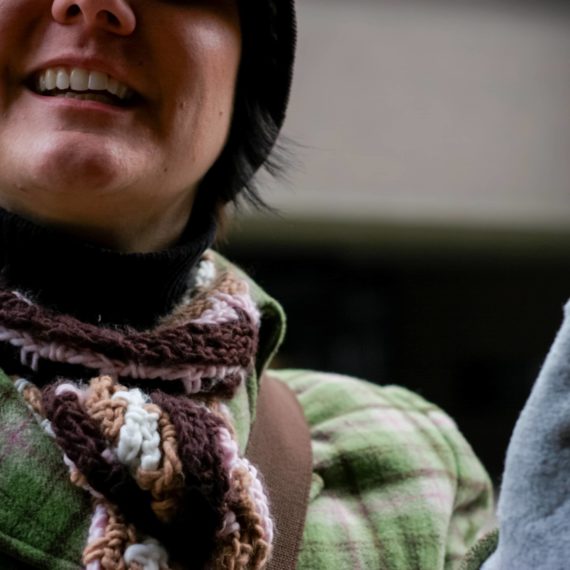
left=222, top=230, right=570, bottom=484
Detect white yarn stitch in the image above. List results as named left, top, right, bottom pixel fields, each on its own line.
left=194, top=259, right=216, bottom=289
left=14, top=377, right=31, bottom=394
left=124, top=539, right=169, bottom=570
left=12, top=290, right=33, bottom=305
left=219, top=510, right=240, bottom=537
left=112, top=389, right=161, bottom=471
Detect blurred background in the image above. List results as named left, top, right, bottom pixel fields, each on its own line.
left=221, top=0, right=570, bottom=484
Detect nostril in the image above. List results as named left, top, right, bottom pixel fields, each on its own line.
left=104, top=11, right=121, bottom=28
left=66, top=4, right=81, bottom=17
left=51, top=0, right=136, bottom=36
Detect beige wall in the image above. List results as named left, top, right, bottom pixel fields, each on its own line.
left=235, top=1, right=570, bottom=245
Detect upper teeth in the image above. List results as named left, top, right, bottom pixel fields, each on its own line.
left=36, top=67, right=133, bottom=100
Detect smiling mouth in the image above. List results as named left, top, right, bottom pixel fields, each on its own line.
left=28, top=66, right=138, bottom=107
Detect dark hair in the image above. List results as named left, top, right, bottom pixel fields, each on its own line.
left=197, top=0, right=296, bottom=214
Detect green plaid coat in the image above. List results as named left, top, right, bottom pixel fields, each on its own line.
left=0, top=254, right=497, bottom=569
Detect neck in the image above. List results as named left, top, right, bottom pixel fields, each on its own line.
left=0, top=206, right=217, bottom=329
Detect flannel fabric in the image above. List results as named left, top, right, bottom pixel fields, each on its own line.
left=0, top=252, right=495, bottom=569
left=273, top=369, right=494, bottom=570
left=0, top=369, right=91, bottom=569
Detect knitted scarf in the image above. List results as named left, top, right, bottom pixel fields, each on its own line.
left=0, top=253, right=273, bottom=570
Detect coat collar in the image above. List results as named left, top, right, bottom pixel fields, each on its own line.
left=209, top=251, right=286, bottom=449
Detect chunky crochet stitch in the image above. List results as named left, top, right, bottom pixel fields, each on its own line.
left=4, top=255, right=273, bottom=570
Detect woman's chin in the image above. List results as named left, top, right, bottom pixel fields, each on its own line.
left=0, top=142, right=144, bottom=231
left=0, top=133, right=151, bottom=214
left=0, top=129, right=195, bottom=251
left=32, top=133, right=133, bottom=190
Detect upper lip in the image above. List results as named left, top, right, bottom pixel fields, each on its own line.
left=26, top=56, right=144, bottom=98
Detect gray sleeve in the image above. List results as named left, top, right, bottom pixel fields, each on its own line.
left=481, top=300, right=570, bottom=570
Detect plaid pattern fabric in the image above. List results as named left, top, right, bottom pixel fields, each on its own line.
left=0, top=370, right=89, bottom=569
left=0, top=252, right=496, bottom=568
left=272, top=369, right=495, bottom=570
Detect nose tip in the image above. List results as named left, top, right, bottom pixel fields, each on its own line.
left=51, top=0, right=136, bottom=36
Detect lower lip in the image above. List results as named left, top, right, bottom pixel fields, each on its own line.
left=27, top=88, right=135, bottom=115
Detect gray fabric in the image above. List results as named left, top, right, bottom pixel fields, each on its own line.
left=482, top=300, right=570, bottom=570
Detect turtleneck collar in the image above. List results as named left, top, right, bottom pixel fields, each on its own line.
left=0, top=204, right=217, bottom=330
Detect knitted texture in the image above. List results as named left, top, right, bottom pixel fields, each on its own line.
left=0, top=258, right=258, bottom=390
left=1, top=256, right=273, bottom=570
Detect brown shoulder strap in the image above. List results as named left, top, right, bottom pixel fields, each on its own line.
left=245, top=374, right=313, bottom=570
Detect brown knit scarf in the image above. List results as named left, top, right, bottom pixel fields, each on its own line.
left=4, top=253, right=274, bottom=570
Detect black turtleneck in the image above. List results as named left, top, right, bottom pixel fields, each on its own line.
left=0, top=205, right=217, bottom=330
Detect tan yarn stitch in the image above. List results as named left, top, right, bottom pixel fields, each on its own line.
left=234, top=468, right=271, bottom=569
left=69, top=464, right=90, bottom=490
left=211, top=407, right=271, bottom=570
left=136, top=406, right=185, bottom=523
left=83, top=501, right=137, bottom=570
left=20, top=382, right=44, bottom=416
left=217, top=272, right=249, bottom=298
left=85, top=376, right=129, bottom=441
left=160, top=289, right=213, bottom=327
left=158, top=267, right=248, bottom=329
left=185, top=295, right=214, bottom=322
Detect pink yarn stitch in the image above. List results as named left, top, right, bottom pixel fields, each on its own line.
left=220, top=291, right=261, bottom=326
left=244, top=462, right=274, bottom=545
left=191, top=290, right=260, bottom=327
left=217, top=426, right=274, bottom=544
left=55, top=383, right=86, bottom=401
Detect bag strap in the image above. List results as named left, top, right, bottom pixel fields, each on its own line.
left=245, top=374, right=313, bottom=570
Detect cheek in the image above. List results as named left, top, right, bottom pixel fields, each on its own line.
left=0, top=0, right=38, bottom=40
left=186, top=17, right=241, bottom=115
left=0, top=1, right=42, bottom=99
left=163, top=19, right=241, bottom=174
left=199, top=40, right=241, bottom=145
